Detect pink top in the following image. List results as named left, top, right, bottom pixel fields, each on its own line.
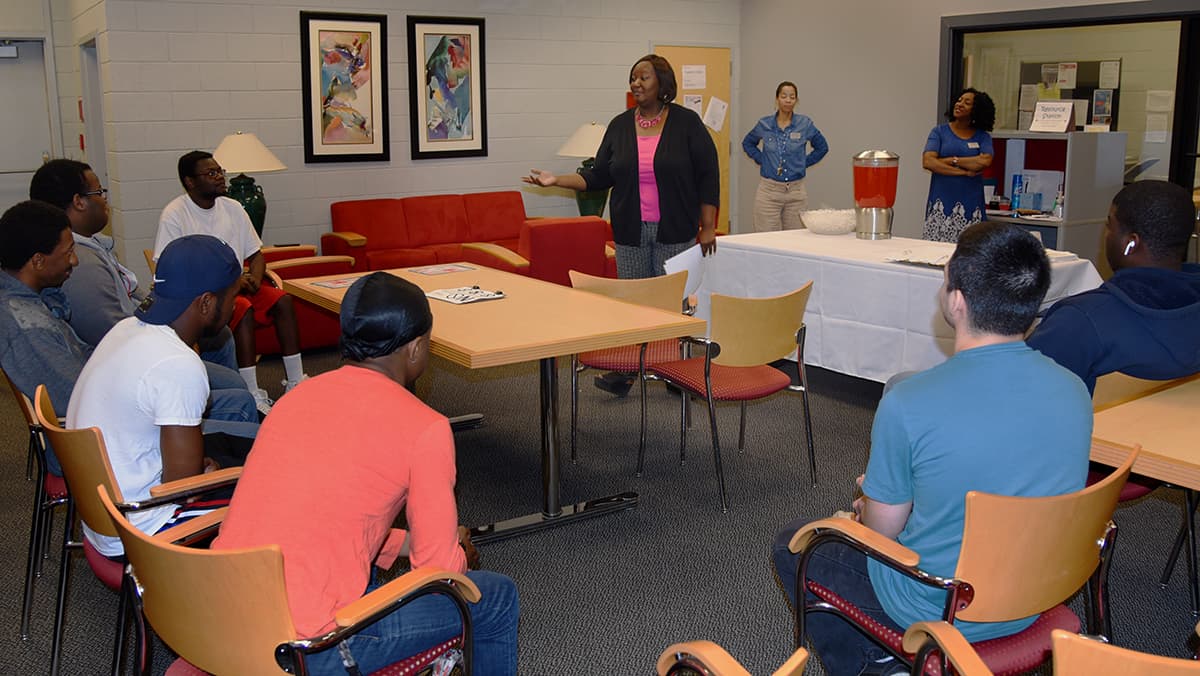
left=637, top=134, right=662, bottom=222
left=212, top=366, right=465, bottom=637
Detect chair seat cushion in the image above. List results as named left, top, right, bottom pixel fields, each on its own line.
left=82, top=538, right=124, bottom=591
left=808, top=581, right=1080, bottom=675
left=650, top=357, right=791, bottom=401
left=44, top=472, right=67, bottom=500
left=165, top=636, right=462, bottom=675
left=579, top=339, right=681, bottom=371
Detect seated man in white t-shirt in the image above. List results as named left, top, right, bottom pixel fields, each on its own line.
left=153, top=150, right=308, bottom=415
left=67, top=234, right=244, bottom=556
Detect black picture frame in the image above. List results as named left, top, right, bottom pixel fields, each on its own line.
left=406, top=15, right=488, bottom=160
left=299, top=11, right=390, bottom=163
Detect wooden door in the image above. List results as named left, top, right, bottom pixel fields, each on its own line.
left=654, top=45, right=732, bottom=234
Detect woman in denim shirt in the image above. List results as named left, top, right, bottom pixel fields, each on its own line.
left=742, top=81, right=829, bottom=232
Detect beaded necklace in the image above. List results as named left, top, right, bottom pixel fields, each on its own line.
left=635, top=104, right=665, bottom=129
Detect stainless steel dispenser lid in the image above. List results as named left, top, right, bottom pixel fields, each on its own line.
left=853, top=149, right=899, bottom=165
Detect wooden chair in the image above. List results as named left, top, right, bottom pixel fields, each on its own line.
left=900, top=622, right=1200, bottom=676
left=142, top=248, right=155, bottom=274
left=656, top=641, right=808, bottom=676
left=568, top=270, right=689, bottom=472
left=787, top=446, right=1138, bottom=675
left=648, top=285, right=816, bottom=511
left=96, top=485, right=482, bottom=675
left=33, top=386, right=239, bottom=676
left=4, top=371, right=67, bottom=642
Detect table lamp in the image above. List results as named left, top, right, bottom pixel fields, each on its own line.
left=213, top=131, right=286, bottom=237
left=557, top=122, right=609, bottom=218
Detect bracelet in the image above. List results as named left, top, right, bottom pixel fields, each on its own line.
left=951, top=157, right=959, bottom=167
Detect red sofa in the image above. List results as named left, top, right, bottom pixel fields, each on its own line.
left=321, top=191, right=615, bottom=280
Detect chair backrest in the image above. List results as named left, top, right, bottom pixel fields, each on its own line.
left=569, top=270, right=688, bottom=313
left=260, top=244, right=318, bottom=264
left=267, top=255, right=356, bottom=279
left=33, top=385, right=124, bottom=536
left=953, top=446, right=1138, bottom=622
left=1051, top=629, right=1200, bottom=675
left=656, top=641, right=808, bottom=676
left=143, top=249, right=156, bottom=274
left=520, top=217, right=611, bottom=286
left=3, top=369, right=38, bottom=431
left=709, top=284, right=813, bottom=367
left=97, top=486, right=299, bottom=675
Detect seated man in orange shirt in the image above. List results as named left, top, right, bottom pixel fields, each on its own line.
left=212, top=272, right=519, bottom=674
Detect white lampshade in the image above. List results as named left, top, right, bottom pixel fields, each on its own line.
left=557, top=122, right=606, bottom=159
left=213, top=131, right=286, bottom=173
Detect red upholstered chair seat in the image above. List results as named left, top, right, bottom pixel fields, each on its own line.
left=1087, top=468, right=1157, bottom=501
left=82, top=538, right=124, bottom=591
left=808, top=580, right=1080, bottom=676
left=45, top=472, right=67, bottom=500
left=651, top=358, right=792, bottom=401
left=166, top=636, right=463, bottom=675
left=578, top=338, right=681, bottom=371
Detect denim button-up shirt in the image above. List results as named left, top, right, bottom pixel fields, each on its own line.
left=742, top=112, right=829, bottom=182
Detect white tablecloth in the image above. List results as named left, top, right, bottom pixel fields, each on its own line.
left=676, top=230, right=1103, bottom=383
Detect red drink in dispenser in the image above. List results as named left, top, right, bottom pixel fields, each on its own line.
left=852, top=150, right=899, bottom=239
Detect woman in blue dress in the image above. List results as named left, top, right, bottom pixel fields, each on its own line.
left=921, top=88, right=995, bottom=242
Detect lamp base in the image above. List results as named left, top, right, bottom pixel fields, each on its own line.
left=574, top=162, right=608, bottom=218
left=227, top=173, right=267, bottom=237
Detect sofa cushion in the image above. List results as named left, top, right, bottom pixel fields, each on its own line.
left=464, top=191, right=526, bottom=242
left=366, top=248, right=438, bottom=269
left=402, top=195, right=472, bottom=247
left=331, top=199, right=410, bottom=250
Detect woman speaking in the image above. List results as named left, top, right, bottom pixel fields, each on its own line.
left=524, top=54, right=719, bottom=279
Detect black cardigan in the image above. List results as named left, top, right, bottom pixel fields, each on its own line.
left=580, top=104, right=720, bottom=246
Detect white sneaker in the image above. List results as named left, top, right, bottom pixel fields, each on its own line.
left=282, top=374, right=310, bottom=393
left=251, top=388, right=273, bottom=416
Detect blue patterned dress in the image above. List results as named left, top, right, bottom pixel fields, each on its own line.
left=922, top=124, right=993, bottom=242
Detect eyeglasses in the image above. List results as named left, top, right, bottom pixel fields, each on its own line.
left=82, top=187, right=109, bottom=198
left=194, top=168, right=225, bottom=179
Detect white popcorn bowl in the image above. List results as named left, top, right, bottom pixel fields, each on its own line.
left=801, top=209, right=856, bottom=235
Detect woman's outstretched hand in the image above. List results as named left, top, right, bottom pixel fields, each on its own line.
left=522, top=169, right=557, bottom=187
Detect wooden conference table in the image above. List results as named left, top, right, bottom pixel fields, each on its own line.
left=1090, top=374, right=1200, bottom=613
left=284, top=264, right=706, bottom=543
left=679, top=230, right=1103, bottom=383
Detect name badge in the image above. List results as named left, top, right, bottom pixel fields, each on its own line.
left=967, top=141, right=980, bottom=149
left=789, top=132, right=803, bottom=140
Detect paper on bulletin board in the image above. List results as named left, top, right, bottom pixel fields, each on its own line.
left=681, top=65, right=706, bottom=90
left=1018, top=84, right=1038, bottom=111
left=702, top=96, right=728, bottom=132
left=1144, top=113, right=1169, bottom=143
left=1146, top=90, right=1174, bottom=113
left=682, top=94, right=703, bottom=116
left=1056, top=62, right=1078, bottom=89
left=1092, top=89, right=1112, bottom=116
left=1072, top=99, right=1089, bottom=127
left=1099, top=61, right=1120, bottom=89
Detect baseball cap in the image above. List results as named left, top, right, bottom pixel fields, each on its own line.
left=136, top=234, right=242, bottom=325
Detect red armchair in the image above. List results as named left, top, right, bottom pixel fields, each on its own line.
left=462, top=217, right=615, bottom=286
left=255, top=254, right=355, bottom=356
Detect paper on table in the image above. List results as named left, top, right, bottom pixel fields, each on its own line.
left=664, top=244, right=708, bottom=298
left=883, top=246, right=953, bottom=268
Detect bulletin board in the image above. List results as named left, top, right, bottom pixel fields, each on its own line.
left=1018, top=60, right=1121, bottom=130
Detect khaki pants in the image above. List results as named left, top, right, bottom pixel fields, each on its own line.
left=753, top=176, right=808, bottom=232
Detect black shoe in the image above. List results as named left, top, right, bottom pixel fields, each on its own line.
left=594, top=372, right=633, bottom=397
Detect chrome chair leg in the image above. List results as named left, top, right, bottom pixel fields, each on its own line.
left=26, top=429, right=36, bottom=480
left=705, top=389, right=728, bottom=513
left=50, top=500, right=77, bottom=676
left=20, top=464, right=47, bottom=639
left=738, top=401, right=746, bottom=452
left=637, top=356, right=648, bottom=477
left=570, top=355, right=580, bottom=464
left=678, top=381, right=688, bottom=465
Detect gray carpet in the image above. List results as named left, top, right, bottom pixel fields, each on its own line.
left=2, top=349, right=1198, bottom=674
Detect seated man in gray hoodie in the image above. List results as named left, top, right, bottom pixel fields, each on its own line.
left=1027, top=180, right=1200, bottom=393
left=29, top=159, right=255, bottom=422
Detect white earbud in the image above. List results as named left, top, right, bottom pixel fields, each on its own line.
left=1124, top=241, right=1135, bottom=256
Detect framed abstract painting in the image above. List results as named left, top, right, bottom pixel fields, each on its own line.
left=299, top=11, right=389, bottom=163
left=406, top=16, right=487, bottom=160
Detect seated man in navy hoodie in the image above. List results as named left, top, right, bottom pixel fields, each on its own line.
left=1027, top=180, right=1200, bottom=393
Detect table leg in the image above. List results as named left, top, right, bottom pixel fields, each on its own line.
left=1188, top=490, right=1200, bottom=616
left=470, top=356, right=638, bottom=545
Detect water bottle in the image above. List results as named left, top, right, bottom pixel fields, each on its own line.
left=1011, top=175, right=1024, bottom=210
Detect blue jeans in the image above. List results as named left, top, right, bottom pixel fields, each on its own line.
left=305, top=570, right=519, bottom=676
left=772, top=517, right=903, bottom=676
left=198, top=327, right=239, bottom=372
left=202, top=387, right=259, bottom=439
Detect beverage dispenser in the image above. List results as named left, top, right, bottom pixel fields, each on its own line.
left=852, top=150, right=899, bottom=240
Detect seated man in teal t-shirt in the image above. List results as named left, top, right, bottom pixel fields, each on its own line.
left=772, top=221, right=1092, bottom=676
